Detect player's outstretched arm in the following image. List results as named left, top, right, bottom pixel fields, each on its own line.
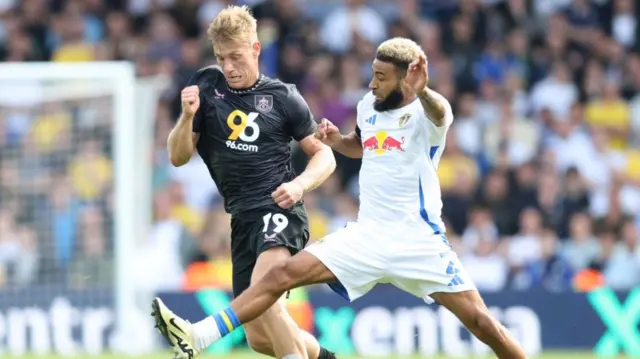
left=316, top=118, right=363, bottom=158
left=168, top=86, right=201, bottom=166
left=329, top=132, right=363, bottom=159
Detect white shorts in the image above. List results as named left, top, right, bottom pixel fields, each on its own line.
left=304, top=220, right=476, bottom=303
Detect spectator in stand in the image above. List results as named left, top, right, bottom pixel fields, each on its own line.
left=461, top=204, right=499, bottom=251
left=521, top=229, right=574, bottom=292
left=561, top=212, right=601, bottom=270
left=68, top=139, right=112, bottom=204
left=507, top=207, right=545, bottom=275
left=585, top=79, right=631, bottom=150
left=597, top=222, right=640, bottom=290
left=68, top=206, right=112, bottom=288
left=320, top=0, right=387, bottom=54
left=483, top=98, right=539, bottom=168
left=530, top=61, right=579, bottom=119
left=438, top=128, right=480, bottom=194
left=461, top=236, right=509, bottom=292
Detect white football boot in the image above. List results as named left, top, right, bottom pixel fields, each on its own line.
left=151, top=297, right=201, bottom=359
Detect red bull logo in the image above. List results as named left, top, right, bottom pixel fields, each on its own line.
left=362, top=131, right=405, bottom=154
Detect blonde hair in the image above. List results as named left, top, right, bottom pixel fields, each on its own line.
left=375, top=37, right=425, bottom=69
left=207, top=5, right=258, bottom=46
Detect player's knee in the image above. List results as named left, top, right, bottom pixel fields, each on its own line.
left=245, top=324, right=273, bottom=355
left=470, top=309, right=508, bottom=344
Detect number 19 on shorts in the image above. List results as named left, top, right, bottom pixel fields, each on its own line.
left=263, top=213, right=289, bottom=234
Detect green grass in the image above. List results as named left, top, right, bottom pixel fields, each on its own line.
left=9, top=352, right=600, bottom=359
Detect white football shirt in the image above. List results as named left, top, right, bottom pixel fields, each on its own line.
left=355, top=91, right=453, bottom=234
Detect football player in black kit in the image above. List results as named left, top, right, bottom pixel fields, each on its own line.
left=151, top=5, right=337, bottom=359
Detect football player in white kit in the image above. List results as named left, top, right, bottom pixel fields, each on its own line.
left=153, top=37, right=528, bottom=359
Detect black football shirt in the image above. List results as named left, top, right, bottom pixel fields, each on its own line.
left=186, top=66, right=317, bottom=216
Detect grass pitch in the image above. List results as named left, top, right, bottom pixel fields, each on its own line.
left=11, top=351, right=599, bottom=359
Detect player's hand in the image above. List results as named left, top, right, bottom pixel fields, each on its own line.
left=181, top=85, right=200, bottom=118
left=272, top=181, right=304, bottom=209
left=404, top=54, right=429, bottom=94
left=315, top=118, right=341, bottom=147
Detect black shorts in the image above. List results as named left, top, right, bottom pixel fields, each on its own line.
left=230, top=203, right=309, bottom=297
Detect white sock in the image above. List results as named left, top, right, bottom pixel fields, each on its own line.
left=282, top=355, right=303, bottom=359
left=192, top=316, right=221, bottom=351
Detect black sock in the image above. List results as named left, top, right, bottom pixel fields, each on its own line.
left=318, top=347, right=337, bottom=359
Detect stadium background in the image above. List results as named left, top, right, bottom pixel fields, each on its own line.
left=1, top=0, right=640, bottom=358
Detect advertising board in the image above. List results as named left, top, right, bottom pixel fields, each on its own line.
left=0, top=287, right=114, bottom=355
left=1, top=285, right=638, bottom=357
left=157, top=286, right=640, bottom=357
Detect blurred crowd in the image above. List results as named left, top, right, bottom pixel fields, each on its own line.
left=0, top=97, right=115, bottom=288
left=1, top=0, right=640, bottom=293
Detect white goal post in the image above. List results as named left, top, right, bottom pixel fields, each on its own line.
left=0, top=62, right=163, bottom=355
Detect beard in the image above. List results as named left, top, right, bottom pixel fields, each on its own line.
left=373, top=86, right=405, bottom=112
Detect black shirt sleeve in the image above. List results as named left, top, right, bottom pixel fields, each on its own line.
left=185, top=68, right=216, bottom=133
left=284, top=86, right=317, bottom=141
left=355, top=124, right=362, bottom=139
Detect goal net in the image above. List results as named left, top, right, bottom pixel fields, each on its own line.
left=0, top=62, right=162, bottom=356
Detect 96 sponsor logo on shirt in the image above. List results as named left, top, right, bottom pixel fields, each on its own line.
left=226, top=110, right=261, bottom=152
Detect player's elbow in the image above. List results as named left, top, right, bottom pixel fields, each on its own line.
left=167, top=131, right=196, bottom=167
left=324, top=147, right=337, bottom=172
left=170, top=158, right=186, bottom=167
left=429, top=114, right=450, bottom=128
left=168, top=152, right=190, bottom=167
left=314, top=144, right=337, bottom=173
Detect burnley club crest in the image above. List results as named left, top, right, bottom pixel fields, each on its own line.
left=255, top=95, right=273, bottom=113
